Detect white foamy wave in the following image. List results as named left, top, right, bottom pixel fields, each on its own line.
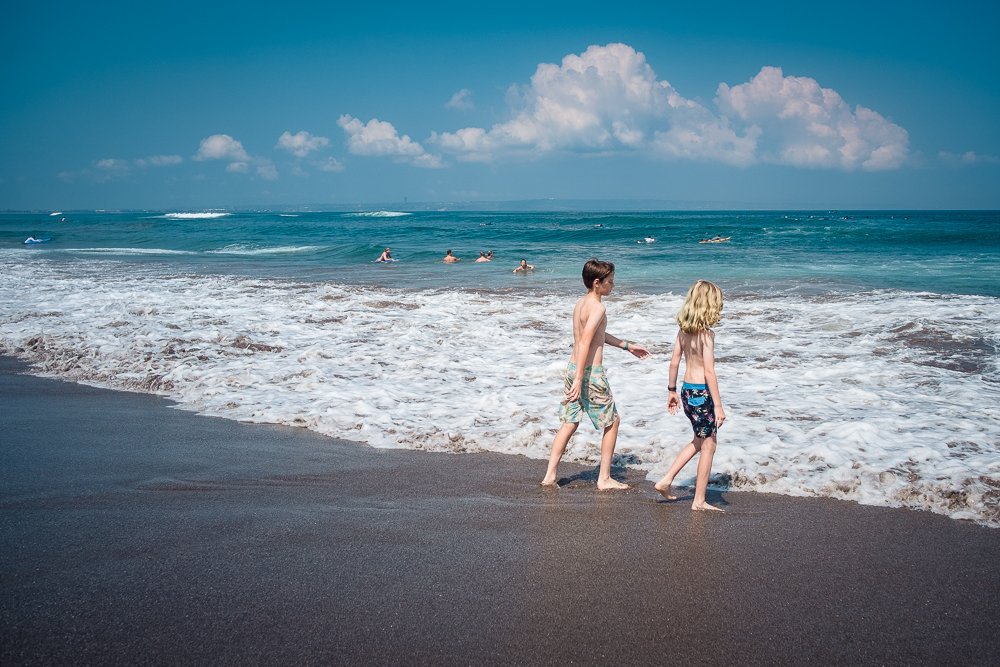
left=347, top=211, right=411, bottom=218
left=161, top=212, right=230, bottom=220
left=1, top=258, right=998, bottom=526
left=207, top=244, right=324, bottom=255
left=68, top=247, right=199, bottom=256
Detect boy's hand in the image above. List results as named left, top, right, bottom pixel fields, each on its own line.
left=566, top=378, right=582, bottom=402
left=628, top=343, right=650, bottom=359
left=715, top=406, right=727, bottom=428
left=666, top=392, right=680, bottom=415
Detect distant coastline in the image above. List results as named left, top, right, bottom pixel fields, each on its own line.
left=4, top=200, right=1000, bottom=214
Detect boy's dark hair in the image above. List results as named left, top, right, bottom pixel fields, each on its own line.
left=582, top=258, right=614, bottom=289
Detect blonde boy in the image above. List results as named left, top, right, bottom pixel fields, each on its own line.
left=655, top=280, right=727, bottom=511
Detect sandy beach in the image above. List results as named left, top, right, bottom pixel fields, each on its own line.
left=1, top=355, right=998, bottom=665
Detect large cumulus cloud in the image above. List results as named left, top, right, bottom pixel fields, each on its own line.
left=345, top=43, right=909, bottom=171
left=716, top=66, right=908, bottom=170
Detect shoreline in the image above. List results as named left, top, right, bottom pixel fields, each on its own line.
left=2, top=356, right=999, bottom=664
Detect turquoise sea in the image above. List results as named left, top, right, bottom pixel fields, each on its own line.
left=2, top=209, right=998, bottom=526
left=4, top=209, right=998, bottom=295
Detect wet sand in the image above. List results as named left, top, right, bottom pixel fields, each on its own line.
left=2, top=355, right=998, bottom=665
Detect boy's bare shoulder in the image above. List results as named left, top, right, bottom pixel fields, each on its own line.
left=575, top=294, right=606, bottom=317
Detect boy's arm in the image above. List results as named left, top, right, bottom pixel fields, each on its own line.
left=666, top=330, right=682, bottom=414
left=566, top=305, right=606, bottom=402
left=604, top=332, right=650, bottom=359
left=702, top=331, right=726, bottom=426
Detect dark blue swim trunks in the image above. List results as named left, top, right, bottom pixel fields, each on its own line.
left=681, top=383, right=717, bottom=438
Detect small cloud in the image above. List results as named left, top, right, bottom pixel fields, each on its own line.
left=194, top=134, right=277, bottom=178
left=446, top=88, right=474, bottom=110
left=938, top=150, right=1000, bottom=166
left=337, top=114, right=443, bottom=168
left=316, top=157, right=345, bottom=172
left=276, top=130, right=330, bottom=158
left=195, top=134, right=251, bottom=162
left=256, top=162, right=279, bottom=180
left=95, top=158, right=130, bottom=172
left=136, top=154, right=183, bottom=168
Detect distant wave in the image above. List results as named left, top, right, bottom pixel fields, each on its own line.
left=278, top=214, right=299, bottom=217
left=347, top=211, right=412, bottom=218
left=71, top=247, right=199, bottom=256
left=49, top=211, right=63, bottom=216
left=207, top=244, right=324, bottom=256
left=161, top=212, right=230, bottom=220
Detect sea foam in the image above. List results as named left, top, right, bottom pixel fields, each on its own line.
left=347, top=211, right=412, bottom=218
left=207, top=244, right=325, bottom=255
left=161, top=212, right=230, bottom=219
left=1, top=258, right=997, bottom=526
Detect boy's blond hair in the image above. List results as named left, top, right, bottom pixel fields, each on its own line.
left=676, top=280, right=723, bottom=333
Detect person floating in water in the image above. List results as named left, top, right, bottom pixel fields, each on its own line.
left=698, top=235, right=731, bottom=244
left=377, top=247, right=393, bottom=262
left=655, top=279, right=727, bottom=511
left=513, top=258, right=534, bottom=273
left=443, top=249, right=461, bottom=263
left=541, top=259, right=650, bottom=490
left=475, top=251, right=490, bottom=263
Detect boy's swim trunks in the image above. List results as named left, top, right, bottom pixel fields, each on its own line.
left=559, top=363, right=619, bottom=430
left=681, top=382, right=717, bottom=438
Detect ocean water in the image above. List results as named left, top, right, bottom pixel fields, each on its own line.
left=2, top=209, right=998, bottom=525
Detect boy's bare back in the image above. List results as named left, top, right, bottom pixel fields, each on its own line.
left=571, top=293, right=608, bottom=367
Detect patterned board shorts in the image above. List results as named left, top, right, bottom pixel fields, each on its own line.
left=681, top=382, right=717, bottom=438
left=559, top=363, right=620, bottom=430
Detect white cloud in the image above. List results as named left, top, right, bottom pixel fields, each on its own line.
left=193, top=134, right=277, bottom=178
left=446, top=88, right=474, bottom=110
left=338, top=114, right=442, bottom=168
left=317, top=157, right=345, bottom=172
left=195, top=134, right=251, bottom=162
left=420, top=43, right=909, bottom=170
left=95, top=158, right=130, bottom=172
left=938, top=150, right=1000, bottom=166
left=431, top=43, right=766, bottom=165
left=435, top=43, right=682, bottom=160
left=716, top=66, right=909, bottom=170
left=276, top=130, right=330, bottom=157
left=256, top=162, right=279, bottom=180
left=137, top=154, right=183, bottom=167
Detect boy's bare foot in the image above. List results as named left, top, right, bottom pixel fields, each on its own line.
left=691, top=502, right=725, bottom=512
left=540, top=476, right=558, bottom=487
left=597, top=478, right=629, bottom=490
left=654, top=482, right=677, bottom=500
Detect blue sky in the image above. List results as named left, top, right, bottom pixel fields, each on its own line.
left=2, top=0, right=998, bottom=210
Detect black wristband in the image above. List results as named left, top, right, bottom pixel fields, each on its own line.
left=668, top=386, right=677, bottom=392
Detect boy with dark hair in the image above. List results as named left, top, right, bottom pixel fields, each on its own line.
left=541, top=259, right=649, bottom=489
